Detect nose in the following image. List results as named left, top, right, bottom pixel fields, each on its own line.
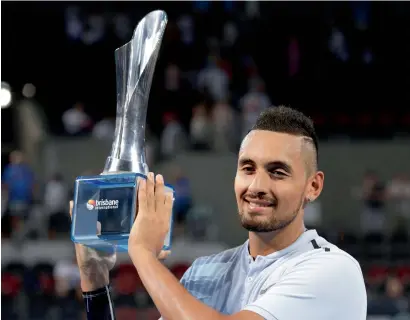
left=248, top=171, right=270, bottom=196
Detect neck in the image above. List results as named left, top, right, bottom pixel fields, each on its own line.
left=247, top=215, right=306, bottom=258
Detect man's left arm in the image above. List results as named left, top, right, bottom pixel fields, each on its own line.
left=133, top=249, right=263, bottom=320
left=129, top=173, right=262, bottom=320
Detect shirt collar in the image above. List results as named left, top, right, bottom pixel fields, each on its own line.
left=243, top=229, right=319, bottom=262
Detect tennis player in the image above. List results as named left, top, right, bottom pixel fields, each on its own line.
left=76, top=106, right=367, bottom=320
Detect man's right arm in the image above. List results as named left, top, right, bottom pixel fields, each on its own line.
left=80, top=254, right=178, bottom=320
left=78, top=254, right=114, bottom=319
left=69, top=197, right=116, bottom=320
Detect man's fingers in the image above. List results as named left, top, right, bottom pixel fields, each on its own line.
left=137, top=177, right=147, bottom=213
left=164, top=192, right=174, bottom=222
left=146, top=172, right=155, bottom=212
left=69, top=200, right=73, bottom=219
left=155, top=174, right=166, bottom=211
left=158, top=250, right=171, bottom=260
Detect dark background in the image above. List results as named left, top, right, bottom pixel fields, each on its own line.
left=3, top=1, right=410, bottom=144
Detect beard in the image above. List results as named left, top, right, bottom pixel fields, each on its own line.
left=239, top=195, right=304, bottom=233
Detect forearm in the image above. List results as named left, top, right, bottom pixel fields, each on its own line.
left=79, top=264, right=113, bottom=319
left=80, top=270, right=109, bottom=292
left=131, top=249, right=225, bottom=320
left=75, top=245, right=110, bottom=291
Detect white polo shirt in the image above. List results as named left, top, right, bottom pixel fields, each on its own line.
left=179, top=230, right=367, bottom=319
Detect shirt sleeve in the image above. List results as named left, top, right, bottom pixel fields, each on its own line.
left=83, top=285, right=116, bottom=320
left=243, top=252, right=367, bottom=320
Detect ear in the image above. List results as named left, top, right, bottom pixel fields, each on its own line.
left=306, top=171, right=324, bottom=202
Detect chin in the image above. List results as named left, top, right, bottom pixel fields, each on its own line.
left=241, top=221, right=278, bottom=233
left=239, top=211, right=295, bottom=233
left=240, top=216, right=274, bottom=232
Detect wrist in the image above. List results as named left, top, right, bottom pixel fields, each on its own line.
left=129, top=246, right=157, bottom=267
left=80, top=270, right=109, bottom=292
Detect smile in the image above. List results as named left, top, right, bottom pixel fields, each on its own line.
left=245, top=200, right=274, bottom=212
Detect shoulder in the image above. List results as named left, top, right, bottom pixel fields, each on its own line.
left=294, top=248, right=364, bottom=282
left=289, top=235, right=364, bottom=280
left=281, top=237, right=367, bottom=303
left=244, top=239, right=367, bottom=319
left=260, top=234, right=367, bottom=307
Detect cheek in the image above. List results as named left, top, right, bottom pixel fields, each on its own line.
left=276, top=181, right=305, bottom=205
left=234, top=174, right=248, bottom=200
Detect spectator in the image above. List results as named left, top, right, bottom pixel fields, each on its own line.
left=211, top=97, right=236, bottom=152
left=2, top=150, right=35, bottom=240
left=244, top=1, right=260, bottom=19
left=221, top=21, right=238, bottom=49
left=62, top=101, right=93, bottom=135
left=54, top=255, right=83, bottom=318
left=190, top=102, right=213, bottom=150
left=197, top=54, right=230, bottom=102
left=329, top=26, right=349, bottom=62
left=239, top=76, right=272, bottom=138
left=355, top=170, right=387, bottom=234
left=368, top=276, right=409, bottom=316
left=92, top=116, right=115, bottom=141
left=160, top=112, right=187, bottom=160
left=177, top=15, right=194, bottom=47
left=387, top=173, right=410, bottom=224
left=54, top=255, right=81, bottom=298
left=164, top=63, right=182, bottom=92
left=44, top=173, right=70, bottom=238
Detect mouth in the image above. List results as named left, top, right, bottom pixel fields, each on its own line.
left=244, top=199, right=274, bottom=213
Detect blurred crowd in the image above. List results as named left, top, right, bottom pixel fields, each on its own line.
left=2, top=1, right=410, bottom=319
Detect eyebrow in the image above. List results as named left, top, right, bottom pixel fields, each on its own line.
left=238, top=158, right=293, bottom=173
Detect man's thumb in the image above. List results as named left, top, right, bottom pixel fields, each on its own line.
left=158, top=250, right=171, bottom=260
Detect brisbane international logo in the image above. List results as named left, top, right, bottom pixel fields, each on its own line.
left=86, top=200, right=96, bottom=210
left=86, top=199, right=119, bottom=210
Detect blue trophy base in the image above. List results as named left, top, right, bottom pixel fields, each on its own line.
left=71, top=172, right=174, bottom=253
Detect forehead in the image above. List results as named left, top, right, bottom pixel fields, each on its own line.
left=239, top=130, right=304, bottom=165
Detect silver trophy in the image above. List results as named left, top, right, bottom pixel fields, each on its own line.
left=104, top=10, right=168, bottom=174
left=71, top=10, right=173, bottom=251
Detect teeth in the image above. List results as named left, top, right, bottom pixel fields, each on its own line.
left=249, top=202, right=269, bottom=208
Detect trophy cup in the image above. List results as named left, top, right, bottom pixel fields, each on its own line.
left=71, top=10, right=174, bottom=252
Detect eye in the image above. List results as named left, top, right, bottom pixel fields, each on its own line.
left=242, top=166, right=254, bottom=174
left=270, top=170, right=286, bottom=178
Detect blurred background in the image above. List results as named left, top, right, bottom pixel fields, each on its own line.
left=1, top=1, right=410, bottom=319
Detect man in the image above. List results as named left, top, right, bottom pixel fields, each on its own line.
left=73, top=106, right=367, bottom=319
left=2, top=150, right=35, bottom=239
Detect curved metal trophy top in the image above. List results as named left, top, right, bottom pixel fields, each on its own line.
left=104, top=10, right=168, bottom=174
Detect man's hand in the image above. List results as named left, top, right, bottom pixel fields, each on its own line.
left=69, top=201, right=116, bottom=291
left=128, top=172, right=173, bottom=261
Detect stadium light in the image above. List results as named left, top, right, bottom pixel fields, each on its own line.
left=1, top=82, right=12, bottom=108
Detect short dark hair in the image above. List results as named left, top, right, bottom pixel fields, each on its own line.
left=251, top=106, right=319, bottom=169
